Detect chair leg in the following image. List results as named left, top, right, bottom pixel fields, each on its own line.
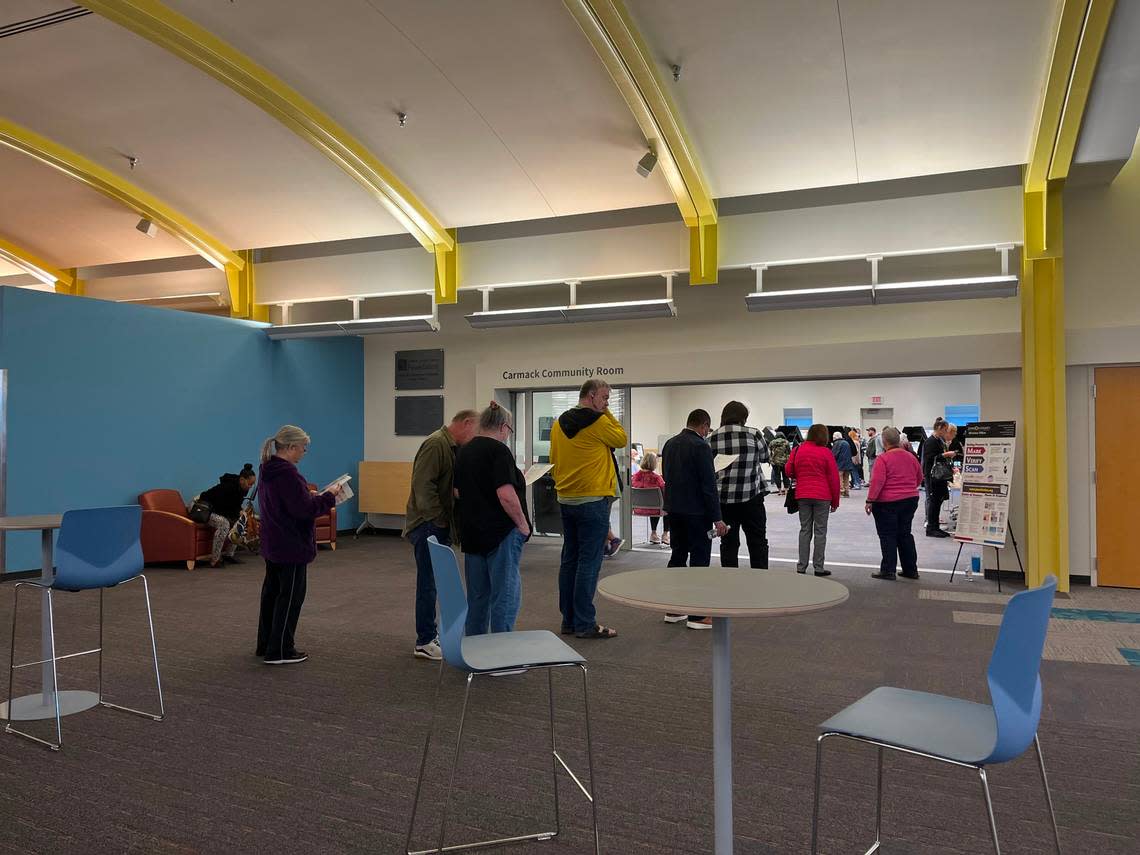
left=548, top=668, right=561, bottom=839
left=98, top=576, right=165, bottom=721
left=811, top=734, right=826, bottom=855
left=437, top=673, right=475, bottom=855
left=46, top=590, right=62, bottom=750
left=1034, top=736, right=1063, bottom=854
left=5, top=582, right=20, bottom=734
left=873, top=745, right=884, bottom=851
left=405, top=660, right=446, bottom=855
left=978, top=768, right=1001, bottom=855
left=579, top=664, right=600, bottom=855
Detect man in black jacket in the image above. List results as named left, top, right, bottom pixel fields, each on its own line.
left=922, top=419, right=956, bottom=537
left=661, top=409, right=727, bottom=630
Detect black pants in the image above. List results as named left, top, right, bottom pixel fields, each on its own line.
left=770, top=465, right=784, bottom=491
left=257, top=560, right=308, bottom=659
left=648, top=515, right=670, bottom=533
left=925, top=477, right=949, bottom=532
left=668, top=514, right=711, bottom=621
left=871, top=496, right=919, bottom=577
left=720, top=495, right=768, bottom=568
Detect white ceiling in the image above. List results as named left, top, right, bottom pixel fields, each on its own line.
left=0, top=0, right=1061, bottom=270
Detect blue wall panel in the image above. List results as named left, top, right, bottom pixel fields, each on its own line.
left=0, top=287, right=363, bottom=571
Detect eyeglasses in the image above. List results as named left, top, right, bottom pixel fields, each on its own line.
left=505, top=423, right=514, bottom=435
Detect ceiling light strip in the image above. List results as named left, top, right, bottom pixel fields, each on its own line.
left=726, top=242, right=1024, bottom=272
left=0, top=118, right=242, bottom=271
left=82, top=0, right=452, bottom=255
left=745, top=276, right=1018, bottom=312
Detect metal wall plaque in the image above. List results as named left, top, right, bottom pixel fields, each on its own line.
left=395, top=395, right=445, bottom=436
left=395, top=349, right=444, bottom=390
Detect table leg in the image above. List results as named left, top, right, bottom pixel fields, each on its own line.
left=712, top=616, right=733, bottom=854
left=41, top=528, right=56, bottom=704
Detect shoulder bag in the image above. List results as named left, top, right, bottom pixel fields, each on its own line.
left=188, top=498, right=213, bottom=524
left=784, top=447, right=800, bottom=514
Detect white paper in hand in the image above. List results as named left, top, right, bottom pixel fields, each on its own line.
left=321, top=474, right=353, bottom=505
left=713, top=454, right=739, bottom=473
left=523, top=464, right=553, bottom=486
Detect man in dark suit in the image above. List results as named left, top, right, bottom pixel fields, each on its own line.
left=661, top=409, right=728, bottom=630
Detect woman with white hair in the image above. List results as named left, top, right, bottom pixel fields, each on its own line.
left=255, top=425, right=342, bottom=665
left=453, top=402, right=531, bottom=635
left=830, top=430, right=855, bottom=498
left=865, top=427, right=924, bottom=580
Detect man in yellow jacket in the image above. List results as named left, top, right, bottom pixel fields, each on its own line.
left=551, top=379, right=627, bottom=639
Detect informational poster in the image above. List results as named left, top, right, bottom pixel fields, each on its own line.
left=395, top=349, right=444, bottom=390
left=953, top=421, right=1016, bottom=548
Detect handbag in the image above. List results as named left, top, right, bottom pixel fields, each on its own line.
left=931, top=458, right=954, bottom=482
left=188, top=498, right=213, bottom=524
left=784, top=485, right=799, bottom=515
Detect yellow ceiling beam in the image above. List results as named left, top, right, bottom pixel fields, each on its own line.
left=225, top=249, right=268, bottom=321
left=0, top=118, right=243, bottom=272
left=0, top=236, right=82, bottom=292
left=82, top=0, right=454, bottom=260
left=563, top=0, right=719, bottom=284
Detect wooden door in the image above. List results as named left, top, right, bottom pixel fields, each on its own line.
left=1095, top=366, right=1140, bottom=587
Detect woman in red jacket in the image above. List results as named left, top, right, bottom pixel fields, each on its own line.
left=785, top=424, right=841, bottom=576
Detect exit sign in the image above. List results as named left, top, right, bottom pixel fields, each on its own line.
left=871, top=395, right=883, bottom=405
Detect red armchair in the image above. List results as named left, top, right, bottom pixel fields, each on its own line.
left=308, top=483, right=338, bottom=550
left=138, top=489, right=213, bottom=570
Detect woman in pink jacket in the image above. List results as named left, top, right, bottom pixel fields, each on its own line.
left=785, top=424, right=841, bottom=576
left=865, top=426, right=925, bottom=580
left=631, top=452, right=668, bottom=545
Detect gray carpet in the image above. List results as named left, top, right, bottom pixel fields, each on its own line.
left=0, top=535, right=1136, bottom=854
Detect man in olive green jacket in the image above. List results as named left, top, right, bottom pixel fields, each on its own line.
left=404, top=410, right=478, bottom=660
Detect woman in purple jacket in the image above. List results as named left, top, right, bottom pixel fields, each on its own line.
left=256, top=425, right=341, bottom=665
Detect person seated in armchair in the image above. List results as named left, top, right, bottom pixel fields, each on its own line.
left=196, top=464, right=256, bottom=567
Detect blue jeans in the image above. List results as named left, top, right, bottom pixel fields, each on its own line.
left=408, top=521, right=450, bottom=646
left=464, top=528, right=526, bottom=636
left=558, top=500, right=610, bottom=633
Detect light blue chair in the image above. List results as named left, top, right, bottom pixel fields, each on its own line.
left=405, top=537, right=600, bottom=855
left=5, top=506, right=164, bottom=751
left=811, top=576, right=1060, bottom=855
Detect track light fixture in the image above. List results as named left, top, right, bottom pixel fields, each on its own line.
left=636, top=150, right=657, bottom=178
left=135, top=217, right=158, bottom=238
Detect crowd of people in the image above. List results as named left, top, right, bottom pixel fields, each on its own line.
left=226, top=380, right=963, bottom=664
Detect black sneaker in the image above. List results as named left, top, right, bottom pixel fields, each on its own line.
left=814, top=570, right=832, bottom=577
left=264, top=650, right=308, bottom=665
left=900, top=572, right=920, bottom=580
left=926, top=529, right=951, bottom=538
left=871, top=573, right=897, bottom=581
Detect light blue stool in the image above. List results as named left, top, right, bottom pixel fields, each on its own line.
left=812, top=576, right=1061, bottom=854
left=5, top=506, right=164, bottom=750
left=405, top=537, right=600, bottom=855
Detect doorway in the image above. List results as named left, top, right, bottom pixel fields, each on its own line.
left=861, top=407, right=894, bottom=433
left=1095, top=366, right=1140, bottom=588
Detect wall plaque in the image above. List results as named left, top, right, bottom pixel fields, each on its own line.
left=395, top=349, right=444, bottom=390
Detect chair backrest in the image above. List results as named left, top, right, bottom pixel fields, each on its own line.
left=53, top=506, right=145, bottom=591
left=137, top=489, right=188, bottom=516
left=983, top=575, right=1057, bottom=763
left=630, top=487, right=664, bottom=511
left=427, top=536, right=471, bottom=671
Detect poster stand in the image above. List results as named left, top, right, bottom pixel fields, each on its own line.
left=949, top=522, right=1026, bottom=592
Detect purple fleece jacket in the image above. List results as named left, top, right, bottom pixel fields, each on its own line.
left=258, top=456, right=336, bottom=565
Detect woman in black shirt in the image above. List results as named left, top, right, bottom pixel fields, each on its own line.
left=197, top=464, right=256, bottom=566
left=453, top=402, right=531, bottom=635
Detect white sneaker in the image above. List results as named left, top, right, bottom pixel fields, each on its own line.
left=414, top=640, right=442, bottom=661
left=686, top=618, right=713, bottom=630
left=663, top=613, right=688, bottom=623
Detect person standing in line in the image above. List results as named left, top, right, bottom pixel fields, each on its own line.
left=922, top=417, right=957, bottom=538
left=403, top=409, right=480, bottom=660
left=865, top=427, right=924, bottom=580
left=256, top=425, right=341, bottom=665
left=786, top=424, right=841, bottom=577
left=631, top=452, right=668, bottom=544
left=864, top=427, right=879, bottom=478
left=709, top=401, right=769, bottom=569
left=767, top=431, right=791, bottom=495
left=831, top=431, right=855, bottom=497
left=661, top=409, right=728, bottom=630
left=551, top=379, right=627, bottom=640
left=454, top=402, right=531, bottom=635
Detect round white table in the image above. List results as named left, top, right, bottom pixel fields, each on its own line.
left=598, top=568, right=849, bottom=855
left=0, top=515, right=99, bottom=722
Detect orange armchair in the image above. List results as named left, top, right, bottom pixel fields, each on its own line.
left=308, top=483, right=338, bottom=550
left=138, top=489, right=214, bottom=570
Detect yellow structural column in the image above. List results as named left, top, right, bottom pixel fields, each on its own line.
left=1021, top=189, right=1069, bottom=592
left=225, top=251, right=267, bottom=321
left=434, top=229, right=458, bottom=305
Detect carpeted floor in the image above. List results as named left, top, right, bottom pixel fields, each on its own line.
left=0, top=535, right=1137, bottom=854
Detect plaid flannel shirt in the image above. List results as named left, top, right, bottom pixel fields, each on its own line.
left=709, top=424, right=769, bottom=504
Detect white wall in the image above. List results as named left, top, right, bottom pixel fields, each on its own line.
left=644, top=375, right=979, bottom=445
left=630, top=387, right=671, bottom=452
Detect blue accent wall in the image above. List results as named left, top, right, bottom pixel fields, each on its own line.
left=0, top=287, right=363, bottom=571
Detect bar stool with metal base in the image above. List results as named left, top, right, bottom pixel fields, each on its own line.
left=811, top=576, right=1061, bottom=854
left=5, top=505, right=164, bottom=751
left=405, top=536, right=600, bottom=855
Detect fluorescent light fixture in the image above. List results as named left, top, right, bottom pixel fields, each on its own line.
left=266, top=315, right=438, bottom=340
left=466, top=299, right=675, bottom=329
left=120, top=291, right=223, bottom=303
left=746, top=286, right=874, bottom=312
left=874, top=275, right=1018, bottom=304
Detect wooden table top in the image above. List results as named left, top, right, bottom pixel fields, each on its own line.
left=0, top=515, right=63, bottom=531
left=598, top=568, right=849, bottom=618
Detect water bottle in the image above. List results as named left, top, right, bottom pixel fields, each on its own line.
left=967, top=554, right=980, bottom=582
